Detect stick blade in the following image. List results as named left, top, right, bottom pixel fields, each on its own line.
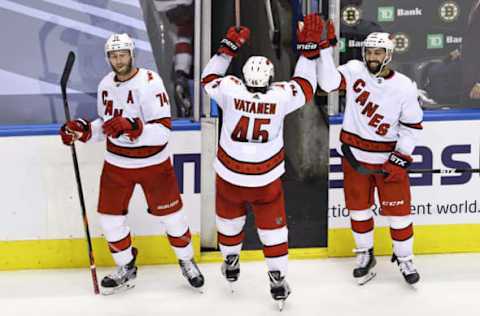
left=61, top=51, right=76, bottom=96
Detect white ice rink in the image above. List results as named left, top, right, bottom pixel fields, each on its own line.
left=1, top=253, right=479, bottom=316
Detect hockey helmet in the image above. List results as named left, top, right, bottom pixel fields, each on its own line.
left=242, top=56, right=274, bottom=88
left=362, top=32, right=394, bottom=75
left=105, top=33, right=135, bottom=65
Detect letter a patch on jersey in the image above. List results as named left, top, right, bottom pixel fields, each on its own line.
left=127, top=90, right=134, bottom=104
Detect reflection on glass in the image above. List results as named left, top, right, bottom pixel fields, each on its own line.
left=149, top=0, right=195, bottom=117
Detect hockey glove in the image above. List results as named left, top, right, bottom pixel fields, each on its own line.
left=296, top=13, right=323, bottom=59
left=319, top=19, right=337, bottom=49
left=382, top=151, right=412, bottom=183
left=217, top=26, right=250, bottom=57
left=59, top=118, right=92, bottom=145
left=102, top=117, right=143, bottom=141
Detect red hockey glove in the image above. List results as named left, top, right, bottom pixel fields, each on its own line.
left=296, top=13, right=323, bottom=59
left=217, top=26, right=250, bottom=57
left=59, top=118, right=92, bottom=145
left=382, top=151, right=412, bottom=183
left=319, top=19, right=338, bottom=49
left=102, top=117, right=143, bottom=141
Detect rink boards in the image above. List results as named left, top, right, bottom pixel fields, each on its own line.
left=0, top=124, right=201, bottom=269
left=328, top=110, right=480, bottom=256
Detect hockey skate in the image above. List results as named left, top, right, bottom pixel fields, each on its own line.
left=101, top=247, right=138, bottom=295
left=391, top=253, right=420, bottom=285
left=352, top=248, right=376, bottom=285
left=179, top=258, right=205, bottom=292
left=221, top=254, right=240, bottom=292
left=268, top=270, right=291, bottom=311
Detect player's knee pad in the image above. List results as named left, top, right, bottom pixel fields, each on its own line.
left=257, top=226, right=288, bottom=246
left=99, top=214, right=129, bottom=241
left=388, top=215, right=412, bottom=229
left=159, top=208, right=189, bottom=236
left=216, top=214, right=246, bottom=235
left=350, top=208, right=373, bottom=221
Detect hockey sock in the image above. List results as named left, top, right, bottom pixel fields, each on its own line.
left=350, top=208, right=374, bottom=250
left=258, top=226, right=289, bottom=277
left=216, top=215, right=246, bottom=261
left=389, top=216, right=414, bottom=257
left=99, top=214, right=133, bottom=266
left=161, top=208, right=194, bottom=260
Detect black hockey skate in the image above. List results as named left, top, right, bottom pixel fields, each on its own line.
left=101, top=247, right=138, bottom=295
left=179, top=258, right=205, bottom=291
left=391, top=253, right=420, bottom=285
left=268, top=270, right=291, bottom=311
left=221, top=254, right=240, bottom=282
left=353, top=248, right=376, bottom=285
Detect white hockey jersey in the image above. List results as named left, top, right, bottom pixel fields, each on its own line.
left=317, top=47, right=423, bottom=164
left=202, top=54, right=316, bottom=187
left=87, top=68, right=172, bottom=169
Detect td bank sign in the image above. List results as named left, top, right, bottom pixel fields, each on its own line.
left=378, top=7, right=423, bottom=22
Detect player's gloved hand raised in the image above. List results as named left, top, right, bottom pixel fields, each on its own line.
left=102, top=117, right=143, bottom=141
left=382, top=151, right=412, bottom=183
left=217, top=26, right=250, bottom=57
left=59, top=118, right=92, bottom=145
left=296, top=13, right=324, bottom=59
left=319, top=19, right=337, bottom=49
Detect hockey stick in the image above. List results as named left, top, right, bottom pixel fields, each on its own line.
left=61, top=51, right=100, bottom=295
left=341, top=143, right=480, bottom=175
left=235, top=0, right=240, bottom=32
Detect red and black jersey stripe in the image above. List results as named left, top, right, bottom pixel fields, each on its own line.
left=263, top=242, right=288, bottom=258
left=148, top=117, right=172, bottom=130
left=292, top=76, right=314, bottom=103
left=340, top=129, right=396, bottom=153
left=201, top=74, right=222, bottom=87
left=334, top=73, right=347, bottom=91
left=218, top=231, right=245, bottom=247
left=400, top=121, right=423, bottom=130
left=108, top=233, right=132, bottom=253
left=217, top=145, right=284, bottom=175
left=168, top=229, right=192, bottom=248
left=107, top=139, right=166, bottom=159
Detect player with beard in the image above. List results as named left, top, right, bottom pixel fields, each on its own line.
left=316, top=26, right=423, bottom=286
left=59, top=33, right=204, bottom=294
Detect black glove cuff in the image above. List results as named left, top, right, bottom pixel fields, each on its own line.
left=220, top=38, right=239, bottom=52
left=296, top=41, right=319, bottom=52
left=388, top=152, right=411, bottom=169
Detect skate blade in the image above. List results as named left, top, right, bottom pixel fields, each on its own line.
left=101, top=281, right=136, bottom=295
left=276, top=299, right=286, bottom=311
left=191, top=285, right=204, bottom=294
left=355, top=271, right=376, bottom=285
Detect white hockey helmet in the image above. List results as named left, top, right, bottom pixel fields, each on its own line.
left=362, top=32, right=394, bottom=75
left=105, top=33, right=135, bottom=65
left=242, top=56, right=274, bottom=88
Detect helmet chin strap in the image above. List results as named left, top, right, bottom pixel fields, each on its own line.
left=367, top=53, right=391, bottom=77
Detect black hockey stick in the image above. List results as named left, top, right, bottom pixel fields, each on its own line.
left=341, top=143, right=480, bottom=175
left=61, top=51, right=100, bottom=295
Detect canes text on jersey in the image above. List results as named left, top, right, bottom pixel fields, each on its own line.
left=102, top=90, right=131, bottom=117
left=353, top=79, right=390, bottom=136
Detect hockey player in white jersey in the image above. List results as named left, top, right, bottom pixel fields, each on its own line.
left=201, top=13, right=322, bottom=309
left=316, top=22, right=423, bottom=285
left=59, top=33, right=204, bottom=294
